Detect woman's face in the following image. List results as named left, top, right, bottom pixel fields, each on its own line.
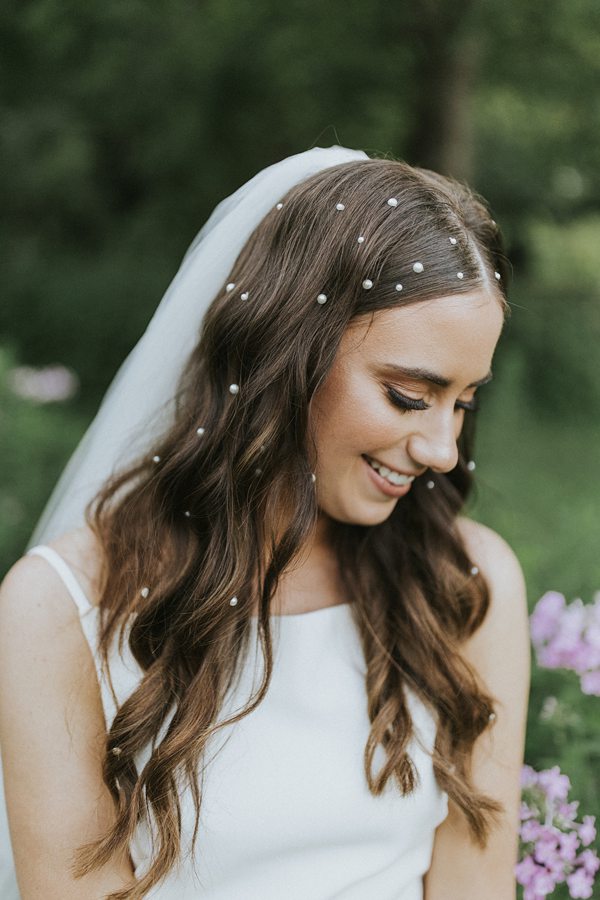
left=310, top=289, right=505, bottom=529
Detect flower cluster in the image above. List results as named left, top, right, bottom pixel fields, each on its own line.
left=530, top=591, right=600, bottom=695
left=516, top=765, right=599, bottom=898
left=7, top=364, right=79, bottom=403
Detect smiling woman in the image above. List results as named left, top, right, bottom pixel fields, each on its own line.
left=0, top=145, right=528, bottom=900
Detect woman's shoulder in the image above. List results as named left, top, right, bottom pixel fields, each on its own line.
left=456, top=515, right=524, bottom=589
left=0, top=525, right=104, bottom=647
left=34, top=524, right=104, bottom=609
left=455, top=515, right=529, bottom=665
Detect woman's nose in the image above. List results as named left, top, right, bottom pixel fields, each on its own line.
left=406, top=413, right=459, bottom=474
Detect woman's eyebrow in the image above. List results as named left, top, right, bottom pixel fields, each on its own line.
left=377, top=363, right=493, bottom=389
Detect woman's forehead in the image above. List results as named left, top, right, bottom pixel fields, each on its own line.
left=341, top=291, right=504, bottom=382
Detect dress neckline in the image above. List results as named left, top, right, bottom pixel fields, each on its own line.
left=249, top=601, right=352, bottom=620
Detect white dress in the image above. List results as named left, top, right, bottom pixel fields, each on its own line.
left=0, top=545, right=449, bottom=899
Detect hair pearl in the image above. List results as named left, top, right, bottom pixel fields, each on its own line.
left=426, top=480, right=435, bottom=489
left=470, top=565, right=480, bottom=576
left=412, top=262, right=424, bottom=273
left=457, top=272, right=464, bottom=279
left=317, top=293, right=327, bottom=304
left=467, top=459, right=476, bottom=471
left=196, top=426, right=205, bottom=436
left=229, top=596, right=239, bottom=606
left=140, top=586, right=150, bottom=598
left=276, top=202, right=284, bottom=210
left=226, top=282, right=236, bottom=292
left=488, top=711, right=497, bottom=722
left=111, top=746, right=123, bottom=756
left=336, top=202, right=345, bottom=211
left=152, top=455, right=161, bottom=463
left=240, top=292, right=249, bottom=300
left=184, top=510, right=191, bottom=517
left=449, top=237, right=458, bottom=245
left=311, top=473, right=316, bottom=483
left=395, top=283, right=403, bottom=292
left=494, top=271, right=501, bottom=280
left=357, top=235, right=365, bottom=244
left=229, top=384, right=239, bottom=395
left=387, top=197, right=398, bottom=207
left=362, top=279, right=373, bottom=290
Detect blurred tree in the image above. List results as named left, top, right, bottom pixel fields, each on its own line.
left=1, top=0, right=599, bottom=416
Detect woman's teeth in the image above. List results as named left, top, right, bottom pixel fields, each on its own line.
left=365, top=456, right=415, bottom=486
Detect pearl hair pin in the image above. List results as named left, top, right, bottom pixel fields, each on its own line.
left=488, top=712, right=497, bottom=722
left=226, top=283, right=236, bottom=292
left=412, top=262, right=424, bottom=273
left=426, top=480, right=435, bottom=489
left=457, top=272, right=464, bottom=279
left=184, top=510, right=191, bottom=517
left=362, top=279, right=373, bottom=289
left=357, top=235, right=365, bottom=243
left=311, top=473, right=316, bottom=482
left=229, top=596, right=239, bottom=606
left=467, top=460, right=476, bottom=471
left=276, top=202, right=284, bottom=209
left=240, top=292, right=249, bottom=300
left=140, top=587, right=150, bottom=598
left=387, top=197, right=398, bottom=207
left=317, top=293, right=327, bottom=304
left=197, top=427, right=205, bottom=436
left=395, top=284, right=403, bottom=292
left=449, top=237, right=457, bottom=245
left=111, top=746, right=122, bottom=756
left=470, top=566, right=479, bottom=576
left=152, top=455, right=161, bottom=463
left=336, top=203, right=345, bottom=210
left=494, top=272, right=501, bottom=280
left=229, top=384, right=239, bottom=395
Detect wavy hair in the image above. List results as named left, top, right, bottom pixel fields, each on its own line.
left=72, top=156, right=511, bottom=898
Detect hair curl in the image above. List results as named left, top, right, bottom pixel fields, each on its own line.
left=72, top=155, right=511, bottom=898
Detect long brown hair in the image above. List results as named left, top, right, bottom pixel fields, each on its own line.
left=72, top=155, right=510, bottom=898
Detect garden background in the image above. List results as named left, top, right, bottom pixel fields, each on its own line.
left=2, top=1, right=599, bottom=896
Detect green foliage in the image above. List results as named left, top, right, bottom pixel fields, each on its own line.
left=0, top=345, right=88, bottom=572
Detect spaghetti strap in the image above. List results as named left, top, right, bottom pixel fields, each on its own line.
left=26, top=545, right=94, bottom=616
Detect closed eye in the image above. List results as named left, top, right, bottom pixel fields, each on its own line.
left=455, top=396, right=479, bottom=412
left=386, top=387, right=430, bottom=412
left=386, top=387, right=479, bottom=413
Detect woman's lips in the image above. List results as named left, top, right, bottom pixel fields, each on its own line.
left=362, top=455, right=414, bottom=498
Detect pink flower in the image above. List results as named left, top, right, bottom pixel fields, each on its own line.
left=7, top=364, right=79, bottom=403
left=518, top=765, right=599, bottom=899
left=580, top=670, right=600, bottom=696
left=530, top=592, right=566, bottom=643
left=538, top=765, right=571, bottom=804
left=578, top=849, right=600, bottom=876
left=579, top=816, right=597, bottom=847
left=566, top=866, right=594, bottom=898
left=521, top=764, right=540, bottom=789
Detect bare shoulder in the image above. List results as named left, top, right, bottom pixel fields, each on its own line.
left=0, top=524, right=105, bottom=718
left=0, top=523, right=104, bottom=689
left=454, top=510, right=530, bottom=669
left=456, top=515, right=527, bottom=638
left=4, top=523, right=105, bottom=611
left=456, top=516, right=525, bottom=592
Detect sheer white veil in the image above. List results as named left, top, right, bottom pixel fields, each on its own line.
left=27, top=144, right=369, bottom=549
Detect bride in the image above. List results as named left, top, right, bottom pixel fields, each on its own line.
left=0, top=145, right=529, bottom=899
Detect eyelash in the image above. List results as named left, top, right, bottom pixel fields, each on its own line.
left=386, top=387, right=480, bottom=413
